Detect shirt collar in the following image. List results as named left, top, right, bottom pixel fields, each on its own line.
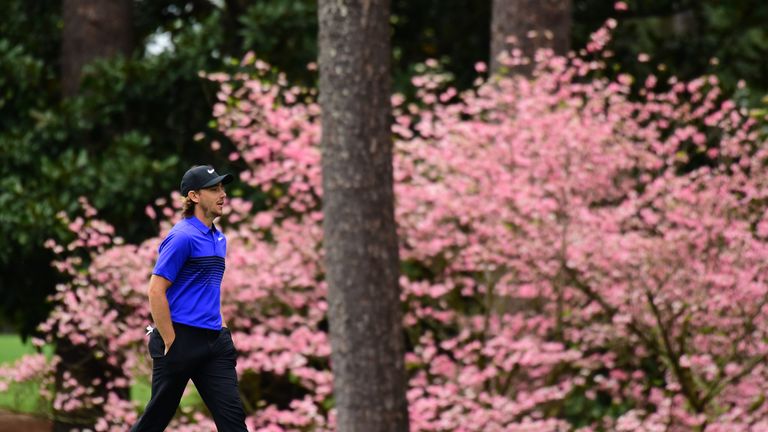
left=186, top=216, right=218, bottom=234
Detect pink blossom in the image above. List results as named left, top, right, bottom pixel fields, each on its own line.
left=4, top=24, right=767, bottom=431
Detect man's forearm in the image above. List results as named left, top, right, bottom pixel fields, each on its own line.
left=148, top=275, right=175, bottom=349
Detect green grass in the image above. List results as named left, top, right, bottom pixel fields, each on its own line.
left=0, top=381, right=48, bottom=414
left=0, top=333, right=203, bottom=415
left=0, top=334, right=48, bottom=364
left=0, top=334, right=50, bottom=414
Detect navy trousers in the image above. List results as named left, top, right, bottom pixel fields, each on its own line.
left=130, top=322, right=247, bottom=432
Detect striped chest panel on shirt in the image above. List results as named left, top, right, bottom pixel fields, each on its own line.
left=175, top=255, right=225, bottom=287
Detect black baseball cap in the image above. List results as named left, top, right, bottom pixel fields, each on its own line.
left=180, top=165, right=234, bottom=196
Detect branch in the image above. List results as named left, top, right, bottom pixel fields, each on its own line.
left=644, top=285, right=703, bottom=412
left=564, top=266, right=658, bottom=351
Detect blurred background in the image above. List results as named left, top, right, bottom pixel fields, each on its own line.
left=1, top=0, right=768, bottom=429
left=3, top=0, right=768, bottom=338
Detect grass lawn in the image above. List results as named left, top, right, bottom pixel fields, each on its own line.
left=0, top=334, right=49, bottom=364
left=0, top=334, right=202, bottom=415
left=0, top=334, right=50, bottom=414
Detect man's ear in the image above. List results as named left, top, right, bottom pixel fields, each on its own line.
left=188, top=190, right=200, bottom=204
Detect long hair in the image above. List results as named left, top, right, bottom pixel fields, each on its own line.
left=182, top=195, right=196, bottom=218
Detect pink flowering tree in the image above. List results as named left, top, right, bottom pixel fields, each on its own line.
left=3, top=20, right=768, bottom=431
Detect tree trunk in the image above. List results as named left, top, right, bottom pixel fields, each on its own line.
left=318, top=1, right=409, bottom=431
left=490, top=0, right=572, bottom=76
left=56, top=3, right=133, bottom=431
left=61, top=0, right=133, bottom=96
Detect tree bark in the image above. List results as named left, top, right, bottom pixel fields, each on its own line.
left=318, top=1, right=409, bottom=431
left=490, top=0, right=572, bottom=76
left=61, top=0, right=133, bottom=96
left=56, top=3, right=133, bottom=431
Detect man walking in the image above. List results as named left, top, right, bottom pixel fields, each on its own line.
left=131, top=165, right=247, bottom=432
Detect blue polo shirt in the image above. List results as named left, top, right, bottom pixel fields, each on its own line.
left=153, top=216, right=226, bottom=330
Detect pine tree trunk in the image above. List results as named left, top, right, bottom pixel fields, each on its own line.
left=318, top=0, right=409, bottom=431
left=61, top=0, right=133, bottom=96
left=55, top=3, right=133, bottom=430
left=490, top=0, right=572, bottom=76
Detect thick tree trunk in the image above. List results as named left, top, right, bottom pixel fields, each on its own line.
left=318, top=1, right=409, bottom=431
left=490, top=0, right=572, bottom=76
left=61, top=0, right=133, bottom=96
left=56, top=3, right=133, bottom=431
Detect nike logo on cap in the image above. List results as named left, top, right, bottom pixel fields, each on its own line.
left=207, top=168, right=215, bottom=174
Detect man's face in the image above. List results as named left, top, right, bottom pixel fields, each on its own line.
left=191, top=183, right=227, bottom=218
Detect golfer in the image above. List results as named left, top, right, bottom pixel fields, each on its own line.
left=131, top=165, right=247, bottom=432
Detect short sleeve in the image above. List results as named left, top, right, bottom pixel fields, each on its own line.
left=152, top=230, right=191, bottom=283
